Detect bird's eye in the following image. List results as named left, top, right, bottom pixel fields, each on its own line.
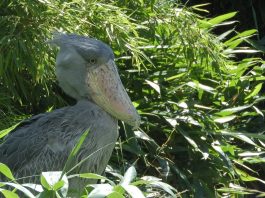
left=89, top=59, right=96, bottom=64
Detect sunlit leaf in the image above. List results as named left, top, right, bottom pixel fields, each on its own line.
left=121, top=185, right=145, bottom=198
left=187, top=81, right=215, bottom=94
left=215, top=104, right=253, bottom=116
left=0, top=163, right=15, bottom=180
left=245, top=83, right=263, bottom=100
left=0, top=189, right=19, bottom=198
left=141, top=176, right=178, bottom=198
left=145, top=80, right=160, bottom=94
left=88, top=184, right=113, bottom=197
left=0, top=124, right=19, bottom=139
left=235, top=169, right=265, bottom=184
left=41, top=171, right=68, bottom=196
left=207, top=12, right=237, bottom=25
left=213, top=115, right=236, bottom=123
left=120, top=166, right=137, bottom=186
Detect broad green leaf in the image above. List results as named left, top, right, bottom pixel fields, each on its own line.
left=233, top=160, right=257, bottom=174
left=213, top=115, right=236, bottom=123
left=40, top=174, right=51, bottom=190
left=107, top=191, right=125, bottom=198
left=41, top=171, right=68, bottom=196
left=215, top=104, right=253, bottom=116
left=234, top=29, right=257, bottom=38
left=235, top=169, right=265, bottom=184
left=225, top=29, right=257, bottom=46
left=245, top=83, right=263, bottom=100
left=131, top=179, right=152, bottom=186
left=207, top=12, right=237, bottom=25
left=0, top=163, right=15, bottom=180
left=41, top=171, right=64, bottom=189
left=0, top=124, right=19, bottom=139
left=113, top=185, right=125, bottom=195
left=121, top=185, right=145, bottom=198
left=53, top=180, right=65, bottom=191
left=219, top=130, right=265, bottom=141
left=186, top=81, right=215, bottom=94
left=0, top=189, right=19, bottom=198
left=235, top=135, right=257, bottom=146
left=78, top=173, right=107, bottom=180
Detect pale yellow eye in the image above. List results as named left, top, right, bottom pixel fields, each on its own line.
left=89, top=59, right=96, bottom=64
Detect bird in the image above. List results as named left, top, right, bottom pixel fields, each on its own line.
left=0, top=32, right=140, bottom=196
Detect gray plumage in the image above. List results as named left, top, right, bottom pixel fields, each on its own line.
left=0, top=101, right=117, bottom=179
left=0, top=33, right=140, bottom=196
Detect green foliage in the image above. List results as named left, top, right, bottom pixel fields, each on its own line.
left=0, top=165, right=178, bottom=197
left=1, top=0, right=265, bottom=197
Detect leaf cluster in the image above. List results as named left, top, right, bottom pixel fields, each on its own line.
left=1, top=0, right=265, bottom=197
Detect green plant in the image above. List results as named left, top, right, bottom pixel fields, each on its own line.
left=1, top=0, right=265, bottom=197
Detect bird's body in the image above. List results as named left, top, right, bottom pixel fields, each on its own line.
left=0, top=33, right=140, bottom=196
left=0, top=100, right=117, bottom=183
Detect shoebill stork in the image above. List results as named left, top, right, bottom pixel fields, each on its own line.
left=0, top=33, right=140, bottom=194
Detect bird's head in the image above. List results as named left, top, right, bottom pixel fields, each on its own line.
left=49, top=32, right=140, bottom=128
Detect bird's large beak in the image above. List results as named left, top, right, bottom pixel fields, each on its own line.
left=87, top=60, right=140, bottom=128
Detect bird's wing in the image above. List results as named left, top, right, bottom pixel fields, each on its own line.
left=0, top=101, right=118, bottom=180
left=0, top=107, right=69, bottom=172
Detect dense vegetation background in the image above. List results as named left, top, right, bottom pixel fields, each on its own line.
left=1, top=0, right=265, bottom=197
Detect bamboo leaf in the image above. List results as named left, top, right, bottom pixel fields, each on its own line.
left=145, top=80, right=160, bottom=94
left=215, top=104, right=253, bottom=116
left=214, top=115, right=236, bottom=123
left=0, top=163, right=15, bottom=180
left=0, top=189, right=19, bottom=198
left=245, top=83, right=263, bottom=100
left=121, top=166, right=137, bottom=186
left=121, top=185, right=145, bottom=198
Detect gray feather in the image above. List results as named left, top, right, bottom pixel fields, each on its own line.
left=50, top=32, right=114, bottom=64
left=0, top=100, right=118, bottom=184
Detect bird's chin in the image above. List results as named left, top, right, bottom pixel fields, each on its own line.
left=86, top=60, right=140, bottom=128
